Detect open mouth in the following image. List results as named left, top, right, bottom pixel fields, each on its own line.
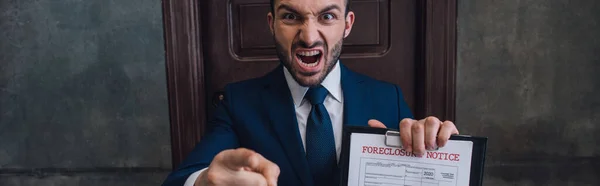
left=296, top=50, right=323, bottom=67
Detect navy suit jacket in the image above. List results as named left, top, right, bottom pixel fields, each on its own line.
left=162, top=63, right=413, bottom=186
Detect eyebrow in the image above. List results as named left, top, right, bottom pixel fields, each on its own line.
left=276, top=4, right=342, bottom=15
left=317, top=5, right=342, bottom=14
left=276, top=4, right=300, bottom=15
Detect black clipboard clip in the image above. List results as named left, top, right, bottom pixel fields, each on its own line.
left=384, top=130, right=440, bottom=151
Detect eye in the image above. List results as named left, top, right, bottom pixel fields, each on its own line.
left=282, top=13, right=298, bottom=20
left=321, top=13, right=336, bottom=21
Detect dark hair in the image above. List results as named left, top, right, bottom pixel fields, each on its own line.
left=269, top=0, right=351, bottom=15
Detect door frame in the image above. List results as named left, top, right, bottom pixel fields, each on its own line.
left=161, top=0, right=457, bottom=168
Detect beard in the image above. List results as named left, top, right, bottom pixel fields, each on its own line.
left=274, top=35, right=344, bottom=87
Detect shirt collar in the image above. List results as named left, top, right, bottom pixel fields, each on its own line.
left=283, top=61, right=342, bottom=107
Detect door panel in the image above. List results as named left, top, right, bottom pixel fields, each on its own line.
left=202, top=0, right=416, bottom=116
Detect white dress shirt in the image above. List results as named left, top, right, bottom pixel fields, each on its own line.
left=184, top=61, right=344, bottom=186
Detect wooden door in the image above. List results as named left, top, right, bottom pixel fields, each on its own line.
left=162, top=0, right=457, bottom=167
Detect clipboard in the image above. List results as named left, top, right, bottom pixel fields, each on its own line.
left=339, top=126, right=487, bottom=186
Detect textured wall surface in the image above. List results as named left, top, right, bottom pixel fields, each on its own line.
left=0, top=0, right=171, bottom=185
left=457, top=0, right=600, bottom=185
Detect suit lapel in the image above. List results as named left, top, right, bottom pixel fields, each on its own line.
left=341, top=64, right=370, bottom=127
left=261, top=66, right=312, bottom=185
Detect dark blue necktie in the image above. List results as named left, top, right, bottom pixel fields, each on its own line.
left=305, top=85, right=337, bottom=186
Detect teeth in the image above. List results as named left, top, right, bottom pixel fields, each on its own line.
left=297, top=51, right=321, bottom=56
left=298, top=57, right=320, bottom=67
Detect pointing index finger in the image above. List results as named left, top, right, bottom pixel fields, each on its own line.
left=224, top=148, right=280, bottom=186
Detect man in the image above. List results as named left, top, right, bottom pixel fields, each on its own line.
left=162, top=0, right=459, bottom=185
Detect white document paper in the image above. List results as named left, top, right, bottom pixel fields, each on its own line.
left=346, top=133, right=473, bottom=186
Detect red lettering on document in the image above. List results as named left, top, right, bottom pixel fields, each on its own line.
left=362, top=146, right=461, bottom=162
left=426, top=151, right=461, bottom=162
left=361, top=146, right=420, bottom=157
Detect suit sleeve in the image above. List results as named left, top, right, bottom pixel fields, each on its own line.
left=161, top=85, right=240, bottom=186
left=395, top=85, right=414, bottom=120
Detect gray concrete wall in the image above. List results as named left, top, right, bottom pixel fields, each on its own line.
left=457, top=0, right=600, bottom=185
left=0, top=0, right=171, bottom=185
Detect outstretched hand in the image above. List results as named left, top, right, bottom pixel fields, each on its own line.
left=197, top=148, right=280, bottom=186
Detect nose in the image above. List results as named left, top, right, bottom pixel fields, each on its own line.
left=298, top=19, right=321, bottom=48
